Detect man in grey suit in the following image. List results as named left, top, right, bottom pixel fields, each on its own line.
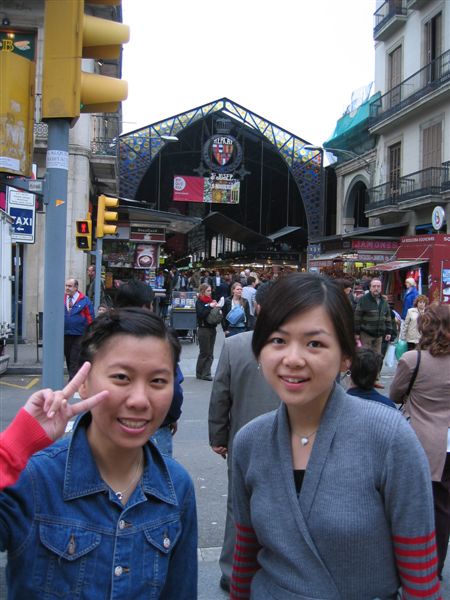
left=208, top=282, right=279, bottom=593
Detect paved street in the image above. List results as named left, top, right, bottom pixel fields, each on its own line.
left=0, top=335, right=449, bottom=597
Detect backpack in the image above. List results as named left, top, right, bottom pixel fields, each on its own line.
left=206, top=306, right=223, bottom=326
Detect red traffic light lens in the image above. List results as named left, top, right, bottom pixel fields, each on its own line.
left=76, top=221, right=89, bottom=234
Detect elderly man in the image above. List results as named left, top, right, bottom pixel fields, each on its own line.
left=86, top=264, right=106, bottom=307
left=64, top=278, right=93, bottom=379
left=354, top=277, right=392, bottom=388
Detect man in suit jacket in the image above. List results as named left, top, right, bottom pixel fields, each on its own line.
left=208, top=282, right=279, bottom=592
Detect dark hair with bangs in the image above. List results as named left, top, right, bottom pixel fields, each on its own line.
left=79, top=307, right=181, bottom=372
left=252, top=273, right=356, bottom=361
left=418, top=304, right=450, bottom=356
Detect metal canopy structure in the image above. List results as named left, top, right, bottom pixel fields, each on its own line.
left=118, top=98, right=324, bottom=238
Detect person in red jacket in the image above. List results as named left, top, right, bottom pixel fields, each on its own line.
left=0, top=362, right=107, bottom=490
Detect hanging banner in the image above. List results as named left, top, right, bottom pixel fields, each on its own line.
left=173, top=174, right=240, bottom=204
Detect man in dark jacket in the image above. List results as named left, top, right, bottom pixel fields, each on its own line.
left=354, top=277, right=392, bottom=388
left=64, top=278, right=94, bottom=379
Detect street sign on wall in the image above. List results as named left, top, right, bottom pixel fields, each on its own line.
left=6, top=187, right=36, bottom=243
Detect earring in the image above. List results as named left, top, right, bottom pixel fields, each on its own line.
left=257, top=362, right=261, bottom=371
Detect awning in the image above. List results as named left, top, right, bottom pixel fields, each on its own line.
left=310, top=252, right=344, bottom=263
left=202, top=212, right=270, bottom=245
left=267, top=226, right=307, bottom=246
left=367, top=259, right=429, bottom=272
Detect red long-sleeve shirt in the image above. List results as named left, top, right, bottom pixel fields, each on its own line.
left=0, top=409, right=52, bottom=490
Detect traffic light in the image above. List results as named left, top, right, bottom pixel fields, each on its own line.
left=0, top=51, right=35, bottom=177
left=96, top=194, right=118, bottom=237
left=75, top=217, right=92, bottom=250
left=42, top=0, right=129, bottom=120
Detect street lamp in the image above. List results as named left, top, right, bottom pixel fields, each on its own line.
left=303, top=145, right=372, bottom=174
left=157, top=135, right=179, bottom=211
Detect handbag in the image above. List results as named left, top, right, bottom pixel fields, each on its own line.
left=395, top=339, right=408, bottom=361
left=399, top=350, right=421, bottom=411
left=205, top=306, right=223, bottom=326
left=384, top=343, right=397, bottom=369
left=225, top=304, right=245, bottom=326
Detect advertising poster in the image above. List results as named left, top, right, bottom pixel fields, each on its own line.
left=173, top=175, right=240, bottom=204
left=442, top=268, right=450, bottom=304
left=134, top=243, right=158, bottom=269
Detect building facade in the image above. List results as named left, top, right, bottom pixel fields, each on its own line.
left=0, top=0, right=123, bottom=340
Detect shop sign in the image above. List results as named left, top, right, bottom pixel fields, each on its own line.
left=352, top=239, right=398, bottom=250
left=307, top=243, right=321, bottom=257
left=432, top=206, right=445, bottom=231
left=129, top=223, right=165, bottom=242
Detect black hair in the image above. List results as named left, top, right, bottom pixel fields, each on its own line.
left=252, top=273, right=355, bottom=360
left=79, top=307, right=180, bottom=373
left=254, top=280, right=275, bottom=308
left=350, top=347, right=382, bottom=390
left=115, top=280, right=155, bottom=309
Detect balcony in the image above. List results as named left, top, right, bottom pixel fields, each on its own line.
left=366, top=165, right=449, bottom=214
left=407, top=0, right=428, bottom=9
left=374, top=0, right=407, bottom=41
left=370, top=50, right=450, bottom=130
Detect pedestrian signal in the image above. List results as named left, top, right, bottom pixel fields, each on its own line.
left=75, top=218, right=92, bottom=250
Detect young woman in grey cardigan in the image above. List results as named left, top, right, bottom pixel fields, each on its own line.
left=230, top=274, right=440, bottom=600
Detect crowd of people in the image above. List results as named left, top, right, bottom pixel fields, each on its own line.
left=1, top=268, right=449, bottom=599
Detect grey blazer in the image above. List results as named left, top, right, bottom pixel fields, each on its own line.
left=390, top=349, right=450, bottom=480
left=208, top=331, right=279, bottom=456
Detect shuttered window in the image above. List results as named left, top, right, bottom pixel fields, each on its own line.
left=389, top=143, right=401, bottom=196
left=424, top=12, right=442, bottom=81
left=389, top=46, right=402, bottom=106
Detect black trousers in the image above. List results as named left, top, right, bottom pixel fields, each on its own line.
left=64, top=335, right=82, bottom=380
left=196, top=327, right=216, bottom=378
left=433, top=452, right=450, bottom=576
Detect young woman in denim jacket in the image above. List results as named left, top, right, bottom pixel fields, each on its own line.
left=0, top=308, right=197, bottom=599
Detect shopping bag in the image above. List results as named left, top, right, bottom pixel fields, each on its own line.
left=395, top=340, right=408, bottom=361
left=384, top=343, right=397, bottom=369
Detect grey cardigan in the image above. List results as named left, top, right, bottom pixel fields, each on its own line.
left=232, top=384, right=439, bottom=600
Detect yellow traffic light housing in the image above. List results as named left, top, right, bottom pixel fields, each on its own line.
left=75, top=217, right=92, bottom=250
left=96, top=194, right=118, bottom=238
left=0, top=51, right=35, bottom=177
left=42, top=0, right=129, bottom=120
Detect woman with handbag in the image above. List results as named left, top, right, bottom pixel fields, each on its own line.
left=400, top=294, right=429, bottom=351
left=390, top=303, right=450, bottom=579
left=195, top=283, right=219, bottom=381
left=222, top=282, right=251, bottom=338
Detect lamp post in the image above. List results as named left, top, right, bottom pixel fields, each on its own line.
left=157, top=135, right=179, bottom=211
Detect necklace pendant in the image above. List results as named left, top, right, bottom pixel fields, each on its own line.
left=301, top=437, right=309, bottom=446
left=115, top=491, right=123, bottom=501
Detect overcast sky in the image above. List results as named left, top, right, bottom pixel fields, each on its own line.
left=121, top=0, right=375, bottom=147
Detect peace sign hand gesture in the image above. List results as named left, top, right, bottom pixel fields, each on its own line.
left=23, top=362, right=108, bottom=441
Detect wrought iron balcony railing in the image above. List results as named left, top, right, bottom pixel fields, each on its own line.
left=371, top=49, right=450, bottom=125
left=367, top=166, right=449, bottom=210
left=374, top=0, right=407, bottom=37
left=91, top=138, right=118, bottom=156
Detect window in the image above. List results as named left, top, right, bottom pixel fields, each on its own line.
left=389, top=142, right=401, bottom=196
left=424, top=12, right=442, bottom=81
left=388, top=45, right=402, bottom=107
left=422, top=122, right=442, bottom=189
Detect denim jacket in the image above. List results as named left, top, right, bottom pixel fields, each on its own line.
left=0, top=413, right=197, bottom=599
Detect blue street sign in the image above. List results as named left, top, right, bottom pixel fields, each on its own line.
left=7, top=186, right=36, bottom=244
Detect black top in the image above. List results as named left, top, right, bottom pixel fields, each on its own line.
left=293, top=469, right=306, bottom=494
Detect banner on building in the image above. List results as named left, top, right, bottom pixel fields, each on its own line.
left=173, top=174, right=240, bottom=204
